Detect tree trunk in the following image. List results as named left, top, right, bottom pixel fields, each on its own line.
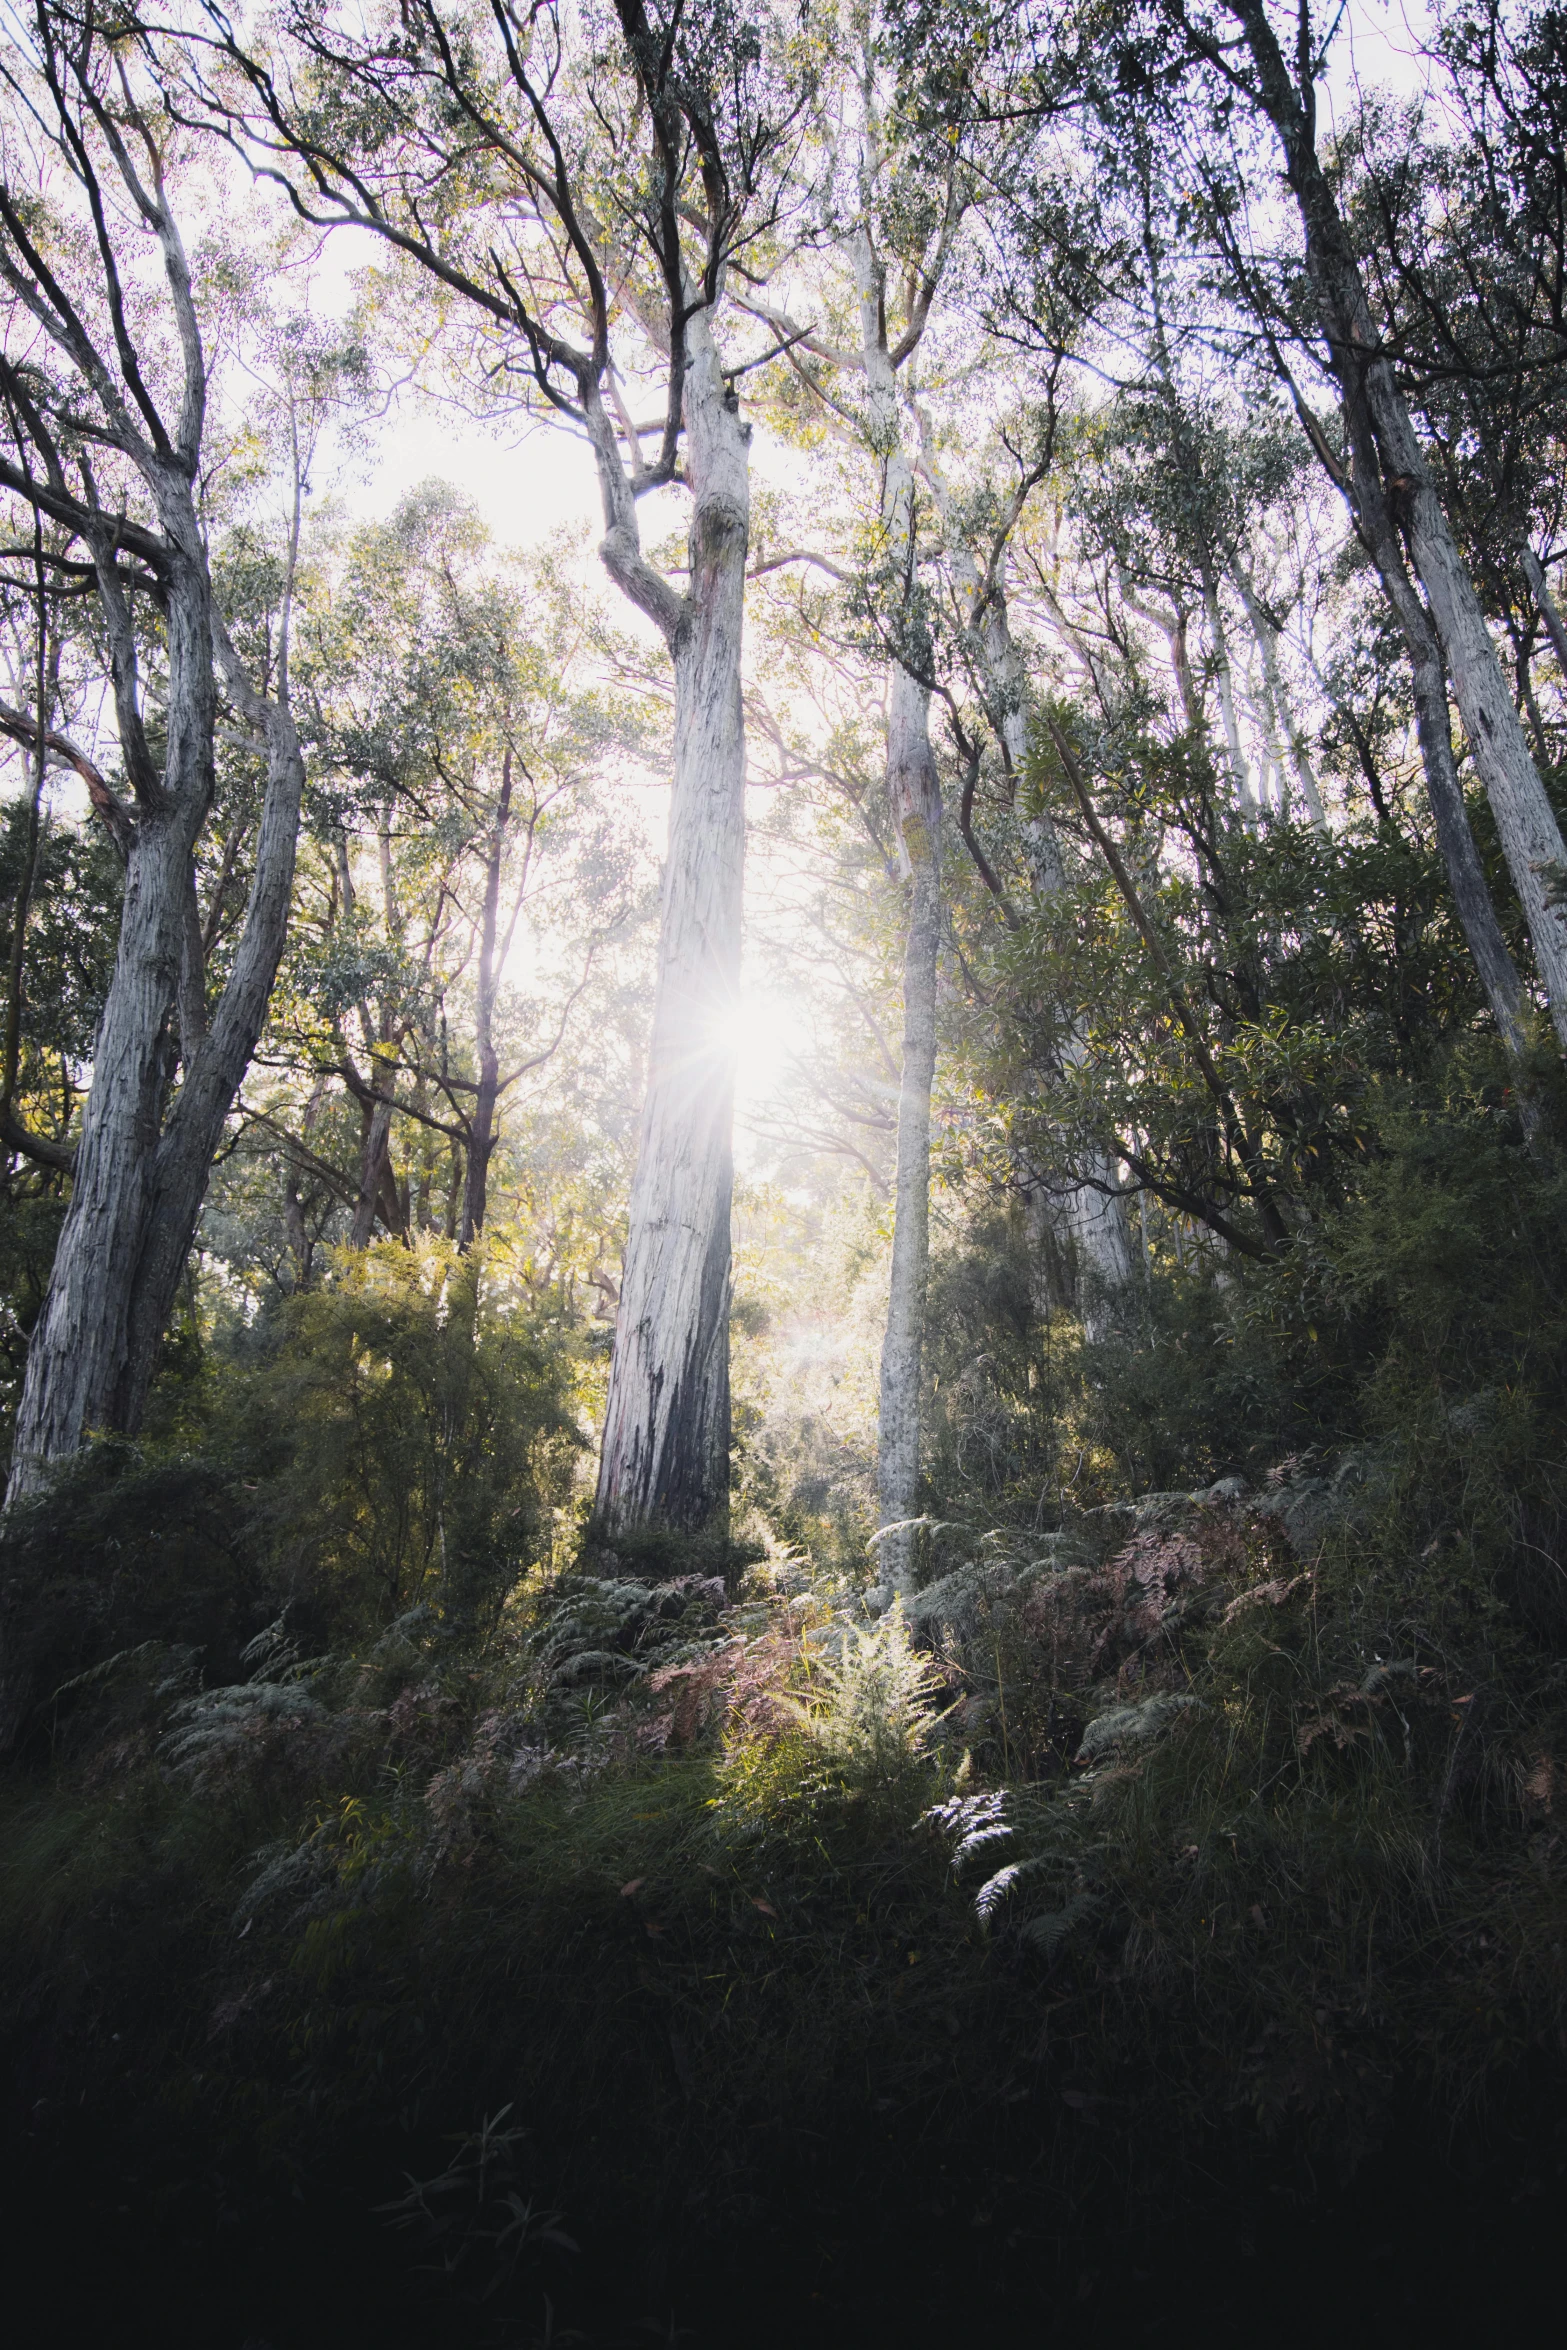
left=1, top=613, right=53, bottom=1130
left=1373, top=538, right=1532, bottom=1079
left=591, top=318, right=748, bottom=1544
left=1318, top=295, right=1537, bottom=1087
left=117, top=685, right=305, bottom=1410
left=350, top=1089, right=394, bottom=1250
left=4, top=533, right=215, bottom=1496
left=4, top=602, right=304, bottom=1499
left=937, top=499, right=1136, bottom=1324
left=283, top=1079, right=327, bottom=1289
left=1230, top=0, right=1567, bottom=1050
left=877, top=669, right=943, bottom=1592
left=842, top=230, right=947, bottom=1594
left=6, top=805, right=193, bottom=1482
left=1521, top=548, right=1567, bottom=681
left=460, top=750, right=511, bottom=1250
left=1230, top=564, right=1327, bottom=826
left=1201, top=567, right=1255, bottom=820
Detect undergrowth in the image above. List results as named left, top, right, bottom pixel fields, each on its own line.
left=3, top=1101, right=1567, bottom=2339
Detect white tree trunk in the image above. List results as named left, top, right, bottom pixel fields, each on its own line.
left=6, top=806, right=195, bottom=1480
left=1521, top=549, right=1567, bottom=681
left=1202, top=570, right=1256, bottom=821
left=1231, top=564, right=1327, bottom=827
left=847, top=233, right=946, bottom=1593
left=591, top=314, right=749, bottom=1543
left=1233, top=0, right=1567, bottom=1050
left=876, top=670, right=942, bottom=1591
left=1332, top=359, right=1535, bottom=1085
left=6, top=589, right=304, bottom=1501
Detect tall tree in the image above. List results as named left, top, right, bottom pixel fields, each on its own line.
left=736, top=19, right=1015, bottom=1584
left=184, top=0, right=814, bottom=1549
left=0, top=7, right=309, bottom=1507
left=1135, top=0, right=1567, bottom=1050
left=1355, top=4, right=1567, bottom=699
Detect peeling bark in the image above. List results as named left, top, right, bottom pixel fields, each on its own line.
left=591, top=311, right=749, bottom=1542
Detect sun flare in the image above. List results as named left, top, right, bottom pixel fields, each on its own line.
left=714, top=987, right=808, bottom=1121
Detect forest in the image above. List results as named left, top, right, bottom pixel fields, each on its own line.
left=1, top=0, right=1565, bottom=2338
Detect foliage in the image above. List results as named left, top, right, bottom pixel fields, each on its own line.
left=6, top=3, right=1567, bottom=2335
left=221, top=1239, right=584, bottom=1632
left=0, top=1243, right=583, bottom=1762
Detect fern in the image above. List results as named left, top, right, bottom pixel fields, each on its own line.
left=798, top=1599, right=948, bottom=1780
left=930, top=1786, right=1104, bottom=1957
left=377, top=2106, right=576, bottom=2298
left=161, top=1613, right=334, bottom=1778
left=1017, top=1891, right=1102, bottom=1955
left=1075, top=1692, right=1203, bottom=1762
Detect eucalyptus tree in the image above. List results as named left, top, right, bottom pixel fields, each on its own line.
left=0, top=6, right=315, bottom=1513
left=1098, top=0, right=1567, bottom=1052
left=1146, top=5, right=1543, bottom=1087
left=0, top=564, right=123, bottom=1434
left=1330, top=4, right=1567, bottom=734
left=962, top=22, right=1546, bottom=1100
left=733, top=11, right=1042, bottom=1584
left=171, top=0, right=818, bottom=1549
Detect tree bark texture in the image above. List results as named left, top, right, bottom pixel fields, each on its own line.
left=1201, top=567, right=1256, bottom=820
left=591, top=311, right=748, bottom=1542
left=6, top=587, right=304, bottom=1498
left=1341, top=406, right=1534, bottom=1080
left=1226, top=0, right=1567, bottom=1051
left=1521, top=548, right=1567, bottom=683
left=1230, top=565, right=1327, bottom=826
left=876, top=672, right=943, bottom=1589
left=350, top=1088, right=396, bottom=1250
left=459, top=751, right=512, bottom=1249
left=1, top=52, right=309, bottom=1508
left=848, top=231, right=946, bottom=1592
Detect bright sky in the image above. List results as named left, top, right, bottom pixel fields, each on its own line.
left=9, top=2, right=1440, bottom=1153
left=337, top=0, right=1440, bottom=1147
